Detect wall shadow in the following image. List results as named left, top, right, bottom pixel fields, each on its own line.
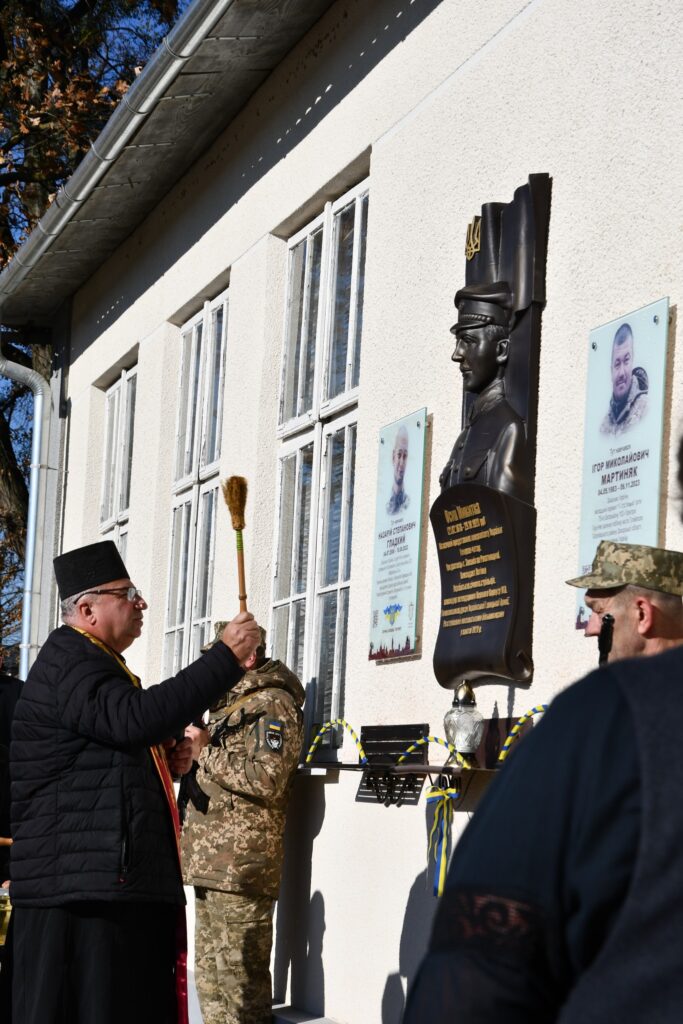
left=381, top=803, right=441, bottom=1023
left=273, top=772, right=329, bottom=1014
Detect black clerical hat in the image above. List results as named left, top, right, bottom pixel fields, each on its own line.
left=54, top=541, right=130, bottom=600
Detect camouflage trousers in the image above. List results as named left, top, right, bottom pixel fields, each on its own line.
left=194, top=888, right=274, bottom=1024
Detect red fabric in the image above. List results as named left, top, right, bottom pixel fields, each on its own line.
left=175, top=905, right=189, bottom=1024
left=150, top=744, right=188, bottom=1024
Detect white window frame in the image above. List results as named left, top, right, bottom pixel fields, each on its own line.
left=163, top=287, right=228, bottom=675
left=117, top=524, right=129, bottom=565
left=162, top=480, right=219, bottom=675
left=173, top=288, right=229, bottom=494
left=277, top=179, right=369, bottom=440
left=311, top=410, right=357, bottom=726
left=273, top=181, right=368, bottom=744
left=163, top=489, right=195, bottom=675
left=272, top=424, right=323, bottom=682
left=99, top=365, right=138, bottom=536
left=189, top=481, right=219, bottom=661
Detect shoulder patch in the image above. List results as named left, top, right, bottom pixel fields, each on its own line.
left=265, top=719, right=284, bottom=752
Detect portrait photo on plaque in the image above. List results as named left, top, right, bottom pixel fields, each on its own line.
left=574, top=297, right=669, bottom=628
left=369, top=409, right=427, bottom=661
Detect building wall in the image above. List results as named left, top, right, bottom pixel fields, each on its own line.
left=58, top=1, right=682, bottom=1021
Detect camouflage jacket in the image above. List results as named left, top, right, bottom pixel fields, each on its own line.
left=181, top=659, right=304, bottom=898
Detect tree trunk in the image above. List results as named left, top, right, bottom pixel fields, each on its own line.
left=0, top=408, right=28, bottom=561
left=0, top=341, right=51, bottom=562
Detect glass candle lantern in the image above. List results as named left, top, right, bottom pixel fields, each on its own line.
left=443, top=681, right=484, bottom=766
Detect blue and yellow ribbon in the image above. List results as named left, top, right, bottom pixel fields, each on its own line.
left=305, top=719, right=368, bottom=764
left=426, top=783, right=461, bottom=896
left=396, top=734, right=467, bottom=768
left=498, top=704, right=548, bottom=763
left=396, top=734, right=465, bottom=898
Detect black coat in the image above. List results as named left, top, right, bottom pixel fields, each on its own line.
left=10, top=626, right=244, bottom=907
left=0, top=671, right=22, bottom=878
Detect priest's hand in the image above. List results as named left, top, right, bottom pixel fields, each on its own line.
left=221, top=612, right=259, bottom=666
left=164, top=736, right=193, bottom=777
left=185, top=724, right=210, bottom=761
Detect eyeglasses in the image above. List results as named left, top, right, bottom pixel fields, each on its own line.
left=76, top=586, right=144, bottom=603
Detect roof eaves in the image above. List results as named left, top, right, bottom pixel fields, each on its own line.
left=0, top=0, right=238, bottom=323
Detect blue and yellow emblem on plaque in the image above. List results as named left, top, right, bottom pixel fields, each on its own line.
left=383, top=602, right=402, bottom=625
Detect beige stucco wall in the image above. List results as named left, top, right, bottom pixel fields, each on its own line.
left=58, top=1, right=683, bottom=1021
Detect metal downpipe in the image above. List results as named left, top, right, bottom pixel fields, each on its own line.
left=0, top=354, right=52, bottom=679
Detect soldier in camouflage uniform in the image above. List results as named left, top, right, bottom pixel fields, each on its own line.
left=599, top=324, right=649, bottom=437
left=567, top=540, right=683, bottom=662
left=181, top=625, right=304, bottom=1024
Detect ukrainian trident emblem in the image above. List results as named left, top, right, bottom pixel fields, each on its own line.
left=465, top=215, right=481, bottom=261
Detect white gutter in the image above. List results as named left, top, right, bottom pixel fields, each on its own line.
left=0, top=0, right=236, bottom=309
left=0, top=354, right=52, bottom=679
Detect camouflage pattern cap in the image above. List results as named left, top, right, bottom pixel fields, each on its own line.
left=566, top=540, right=683, bottom=595
left=200, top=621, right=267, bottom=654
left=200, top=621, right=227, bottom=654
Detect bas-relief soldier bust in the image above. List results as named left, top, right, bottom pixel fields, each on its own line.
left=439, top=281, right=532, bottom=505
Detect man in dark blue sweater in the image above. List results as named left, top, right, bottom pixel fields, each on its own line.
left=404, top=468, right=683, bottom=1021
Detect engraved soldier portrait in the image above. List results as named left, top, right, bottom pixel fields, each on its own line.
left=386, top=424, right=410, bottom=517
left=439, top=281, right=532, bottom=504
left=600, top=322, right=649, bottom=436
left=180, top=624, right=304, bottom=1024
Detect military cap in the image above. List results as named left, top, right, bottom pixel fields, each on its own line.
left=200, top=621, right=228, bottom=654
left=54, top=540, right=129, bottom=600
left=200, top=621, right=267, bottom=655
left=451, top=280, right=513, bottom=336
left=566, top=540, right=683, bottom=596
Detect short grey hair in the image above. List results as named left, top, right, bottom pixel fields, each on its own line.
left=60, top=594, right=81, bottom=621
left=60, top=590, right=102, bottom=621
left=620, top=585, right=683, bottom=617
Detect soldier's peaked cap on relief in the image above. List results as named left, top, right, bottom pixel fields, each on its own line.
left=53, top=540, right=129, bottom=600
left=566, top=540, right=683, bottom=596
left=451, top=280, right=513, bottom=335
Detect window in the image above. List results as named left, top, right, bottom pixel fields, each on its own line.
left=100, top=366, right=137, bottom=552
left=174, top=293, right=228, bottom=486
left=280, top=183, right=368, bottom=429
left=273, top=181, right=368, bottom=737
left=163, top=289, right=228, bottom=675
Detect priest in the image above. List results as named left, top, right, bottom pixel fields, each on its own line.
left=10, top=540, right=259, bottom=1024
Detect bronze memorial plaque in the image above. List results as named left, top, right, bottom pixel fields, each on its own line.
left=431, top=484, right=535, bottom=685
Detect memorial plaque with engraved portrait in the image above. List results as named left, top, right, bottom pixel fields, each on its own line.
left=431, top=174, right=551, bottom=688
left=369, top=409, right=427, bottom=661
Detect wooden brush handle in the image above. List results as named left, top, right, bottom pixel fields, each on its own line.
left=235, top=530, right=247, bottom=612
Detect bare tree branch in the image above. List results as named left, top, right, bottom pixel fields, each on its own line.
left=0, top=0, right=184, bottom=640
